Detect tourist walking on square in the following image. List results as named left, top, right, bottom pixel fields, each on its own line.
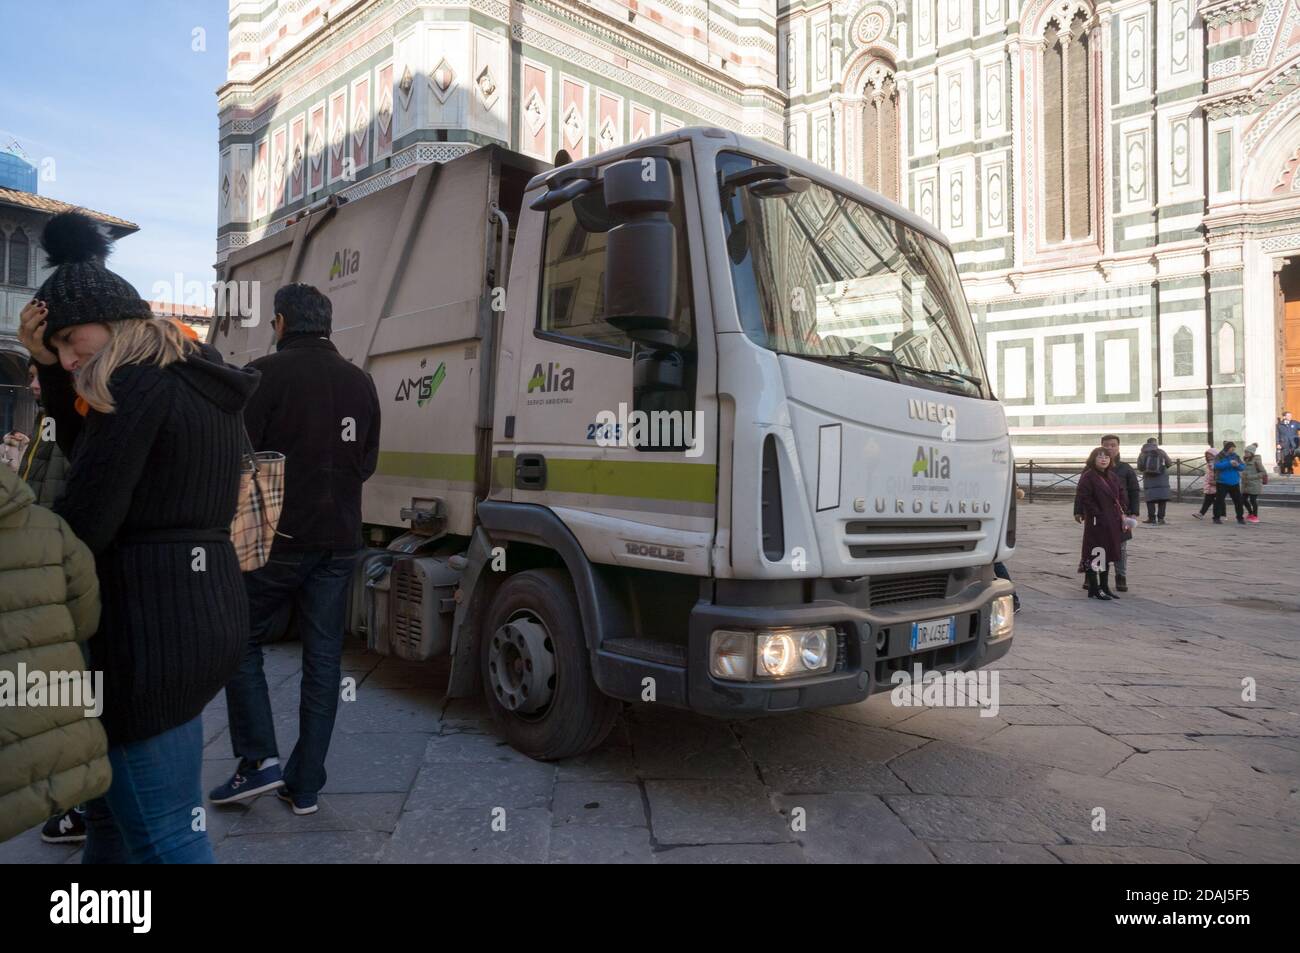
left=1137, top=436, right=1171, bottom=524
left=213, top=283, right=380, bottom=817
left=1193, top=449, right=1218, bottom=520
left=18, top=211, right=259, bottom=863
left=1212, top=441, right=1246, bottom=524
left=1074, top=435, right=1139, bottom=591
left=1075, top=446, right=1125, bottom=601
left=1278, top=412, right=1298, bottom=475
left=1241, top=442, right=1268, bottom=523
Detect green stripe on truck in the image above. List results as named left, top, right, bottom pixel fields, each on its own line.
left=544, top=457, right=716, bottom=503
left=377, top=451, right=477, bottom=482
left=379, top=451, right=716, bottom=503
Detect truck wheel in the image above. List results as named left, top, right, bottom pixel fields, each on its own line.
left=480, top=568, right=619, bottom=760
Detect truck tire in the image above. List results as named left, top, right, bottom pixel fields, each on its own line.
left=480, top=568, right=620, bottom=760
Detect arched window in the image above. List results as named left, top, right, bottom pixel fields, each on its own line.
left=861, top=64, right=899, bottom=202
left=1172, top=325, right=1194, bottom=377
left=1041, top=8, right=1093, bottom=243
left=8, top=229, right=29, bottom=287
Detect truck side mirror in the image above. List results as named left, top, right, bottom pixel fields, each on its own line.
left=602, top=157, right=685, bottom=349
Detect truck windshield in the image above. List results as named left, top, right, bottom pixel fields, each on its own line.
left=718, top=151, right=988, bottom=399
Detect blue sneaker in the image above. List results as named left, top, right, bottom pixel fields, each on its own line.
left=276, top=788, right=319, bottom=816
left=209, top=760, right=284, bottom=804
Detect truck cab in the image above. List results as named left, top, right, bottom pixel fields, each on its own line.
left=211, top=126, right=1016, bottom=760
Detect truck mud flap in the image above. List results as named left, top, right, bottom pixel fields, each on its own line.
left=592, top=644, right=687, bottom=707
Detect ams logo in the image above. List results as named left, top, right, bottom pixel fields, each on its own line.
left=395, top=358, right=446, bottom=407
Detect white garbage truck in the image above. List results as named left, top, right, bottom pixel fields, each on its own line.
left=211, top=127, right=1017, bottom=760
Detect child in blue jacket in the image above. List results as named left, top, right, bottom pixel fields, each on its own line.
left=1212, top=442, right=1246, bottom=524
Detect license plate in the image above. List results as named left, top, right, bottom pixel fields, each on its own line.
left=910, top=616, right=956, bottom=651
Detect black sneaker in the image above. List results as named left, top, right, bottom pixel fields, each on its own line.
left=209, top=760, right=284, bottom=805
left=276, top=789, right=319, bottom=816
left=41, top=807, right=86, bottom=844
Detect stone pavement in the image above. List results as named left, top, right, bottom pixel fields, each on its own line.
left=4, top=501, right=1298, bottom=864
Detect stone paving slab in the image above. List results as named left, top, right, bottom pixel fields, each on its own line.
left=644, top=780, right=795, bottom=846
left=3, top=502, right=1298, bottom=863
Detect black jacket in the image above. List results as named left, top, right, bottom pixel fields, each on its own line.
left=38, top=346, right=259, bottom=744
left=18, top=410, right=70, bottom=507
left=244, top=335, right=380, bottom=551
left=1279, top=419, right=1299, bottom=450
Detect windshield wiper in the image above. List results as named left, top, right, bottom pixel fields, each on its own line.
left=890, top=361, right=984, bottom=389
left=797, top=351, right=899, bottom=379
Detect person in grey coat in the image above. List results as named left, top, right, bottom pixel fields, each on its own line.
left=1137, top=437, right=1172, bottom=524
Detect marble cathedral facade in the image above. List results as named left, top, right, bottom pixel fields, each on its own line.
left=219, top=0, right=1300, bottom=460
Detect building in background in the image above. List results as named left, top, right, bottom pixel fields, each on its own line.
left=218, top=0, right=1300, bottom=461
left=0, top=144, right=38, bottom=194
left=148, top=300, right=214, bottom=342
left=0, top=189, right=137, bottom=437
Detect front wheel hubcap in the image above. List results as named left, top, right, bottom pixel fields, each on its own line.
left=487, top=617, right=556, bottom=714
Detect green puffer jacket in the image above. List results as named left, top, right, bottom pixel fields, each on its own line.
left=19, top=412, right=70, bottom=508
left=1241, top=451, right=1268, bottom=495
left=0, top=465, right=110, bottom=844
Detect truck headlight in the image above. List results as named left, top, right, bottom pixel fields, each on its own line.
left=990, top=595, right=1015, bottom=642
left=709, top=631, right=754, bottom=680
left=711, top=626, right=836, bottom=681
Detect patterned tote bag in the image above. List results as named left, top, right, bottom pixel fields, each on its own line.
left=230, top=427, right=285, bottom=571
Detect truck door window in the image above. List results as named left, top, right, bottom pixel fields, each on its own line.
left=537, top=171, right=696, bottom=357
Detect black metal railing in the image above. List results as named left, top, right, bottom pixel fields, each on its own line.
left=1016, top=458, right=1210, bottom=504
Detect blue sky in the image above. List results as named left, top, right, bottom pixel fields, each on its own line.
left=0, top=0, right=227, bottom=306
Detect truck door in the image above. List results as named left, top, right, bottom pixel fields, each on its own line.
left=503, top=142, right=718, bottom=576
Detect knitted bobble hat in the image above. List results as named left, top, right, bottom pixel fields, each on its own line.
left=35, top=211, right=152, bottom=346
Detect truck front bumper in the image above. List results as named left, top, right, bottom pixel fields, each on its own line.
left=681, top=575, right=1015, bottom=716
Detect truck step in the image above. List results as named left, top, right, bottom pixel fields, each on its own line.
left=603, top=638, right=687, bottom=666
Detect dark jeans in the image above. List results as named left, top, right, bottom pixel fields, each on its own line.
left=225, top=548, right=359, bottom=798
left=1214, top=484, right=1244, bottom=520
left=1145, top=499, right=1167, bottom=520
left=83, top=715, right=212, bottom=864
left=1244, top=493, right=1259, bottom=516
left=992, top=561, right=1020, bottom=610
left=1199, top=493, right=1215, bottom=515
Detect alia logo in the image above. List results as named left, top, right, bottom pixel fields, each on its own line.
left=395, top=358, right=446, bottom=407
left=912, top=445, right=951, bottom=479
left=329, top=248, right=360, bottom=280
left=527, top=362, right=574, bottom=393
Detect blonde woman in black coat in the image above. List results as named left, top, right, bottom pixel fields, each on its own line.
left=19, top=212, right=259, bottom=863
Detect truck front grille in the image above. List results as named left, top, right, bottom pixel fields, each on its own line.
left=844, top=520, right=982, bottom=559
left=868, top=571, right=950, bottom=607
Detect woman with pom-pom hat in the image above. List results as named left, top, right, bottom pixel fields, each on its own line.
left=18, top=210, right=260, bottom=863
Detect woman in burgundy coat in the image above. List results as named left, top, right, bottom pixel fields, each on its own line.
left=1076, top=446, right=1126, bottom=601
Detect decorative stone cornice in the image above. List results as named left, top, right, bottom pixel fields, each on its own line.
left=1205, top=58, right=1300, bottom=124
left=1203, top=1, right=1264, bottom=31
left=1204, top=93, right=1257, bottom=120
